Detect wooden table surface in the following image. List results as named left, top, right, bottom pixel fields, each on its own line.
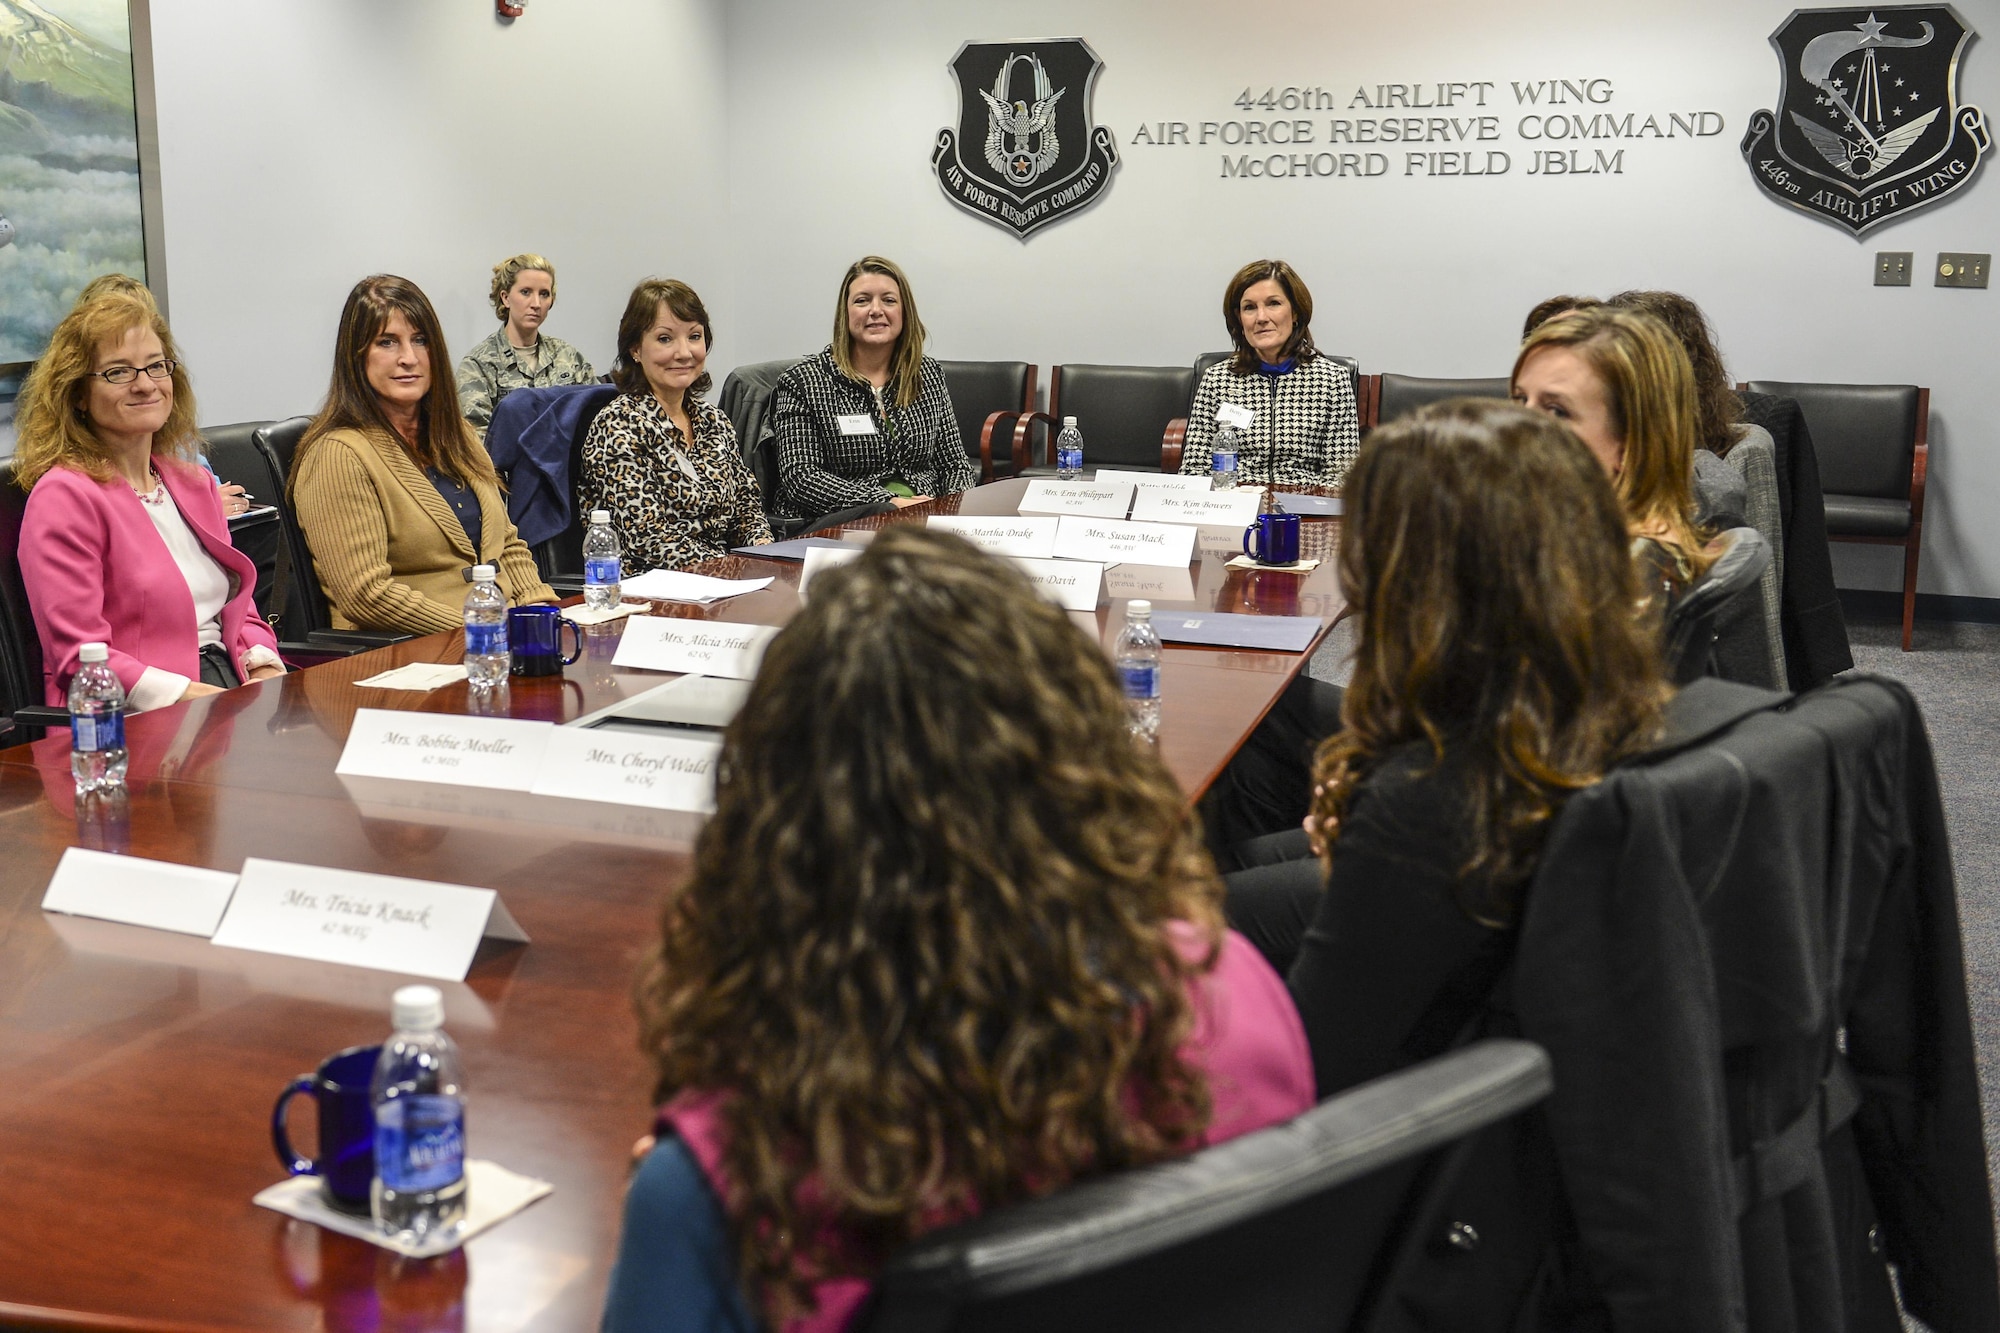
left=0, top=482, right=1342, bottom=1332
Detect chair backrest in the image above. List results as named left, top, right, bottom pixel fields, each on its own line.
left=0, top=463, right=46, bottom=715
left=719, top=357, right=805, bottom=509
left=252, top=416, right=331, bottom=637
left=1189, top=352, right=1361, bottom=418
left=1374, top=374, right=1513, bottom=428
left=198, top=420, right=277, bottom=490
left=1743, top=380, right=1922, bottom=500
left=1049, top=364, right=1198, bottom=470
left=936, top=360, right=1035, bottom=463
left=863, top=1039, right=1552, bottom=1333
left=1663, top=528, right=1771, bottom=684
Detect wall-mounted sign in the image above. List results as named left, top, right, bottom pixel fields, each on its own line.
left=1742, top=5, right=1988, bottom=235
left=933, top=39, right=1120, bottom=237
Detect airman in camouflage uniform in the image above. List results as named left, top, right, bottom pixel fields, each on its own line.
left=456, top=252, right=597, bottom=439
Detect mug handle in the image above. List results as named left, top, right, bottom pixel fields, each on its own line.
left=1242, top=521, right=1262, bottom=562
left=560, top=620, right=584, bottom=666
left=272, top=1075, right=320, bottom=1176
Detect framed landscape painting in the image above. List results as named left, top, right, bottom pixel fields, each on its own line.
left=0, top=0, right=152, bottom=375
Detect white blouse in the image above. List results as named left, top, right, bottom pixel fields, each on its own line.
left=126, top=480, right=280, bottom=712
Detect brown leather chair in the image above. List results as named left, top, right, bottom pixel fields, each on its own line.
left=1743, top=380, right=1928, bottom=651
left=936, top=360, right=1037, bottom=483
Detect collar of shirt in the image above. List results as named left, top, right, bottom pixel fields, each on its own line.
left=1256, top=357, right=1298, bottom=378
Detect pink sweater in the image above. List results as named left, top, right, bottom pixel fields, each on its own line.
left=659, top=924, right=1315, bottom=1333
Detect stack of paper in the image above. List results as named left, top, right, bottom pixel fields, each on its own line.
left=621, top=570, right=775, bottom=603
left=353, top=663, right=469, bottom=691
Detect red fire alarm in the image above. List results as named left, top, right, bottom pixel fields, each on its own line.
left=497, top=0, right=526, bottom=17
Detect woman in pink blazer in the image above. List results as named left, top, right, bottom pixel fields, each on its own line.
left=14, top=287, right=282, bottom=711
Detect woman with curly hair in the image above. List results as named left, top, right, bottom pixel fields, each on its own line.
left=604, top=527, right=1313, bottom=1333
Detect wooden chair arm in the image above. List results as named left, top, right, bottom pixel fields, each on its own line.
left=979, top=410, right=1024, bottom=483
left=1909, top=387, right=1930, bottom=527
left=1162, top=418, right=1188, bottom=473
left=1011, top=411, right=1058, bottom=474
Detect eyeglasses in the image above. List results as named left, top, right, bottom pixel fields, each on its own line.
left=90, top=359, right=176, bottom=385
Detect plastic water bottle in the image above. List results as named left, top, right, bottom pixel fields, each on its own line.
left=68, top=642, right=128, bottom=796
left=1210, top=422, right=1241, bottom=490
left=372, top=985, right=467, bottom=1246
left=463, top=564, right=508, bottom=687
left=1055, top=417, right=1084, bottom=480
left=1114, top=600, right=1163, bottom=741
left=582, top=510, right=622, bottom=611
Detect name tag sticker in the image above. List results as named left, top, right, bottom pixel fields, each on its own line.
left=210, top=858, right=529, bottom=982
left=1010, top=557, right=1103, bottom=611
left=1216, top=402, right=1256, bottom=430
left=531, top=726, right=723, bottom=813
left=798, top=543, right=866, bottom=598
left=1129, top=487, right=1266, bottom=526
left=926, top=515, right=1060, bottom=559
left=1018, top=480, right=1135, bottom=519
left=1052, top=515, right=1198, bottom=569
left=334, top=709, right=552, bottom=791
left=836, top=414, right=877, bottom=436
left=42, top=847, right=238, bottom=937
left=611, top=617, right=779, bottom=679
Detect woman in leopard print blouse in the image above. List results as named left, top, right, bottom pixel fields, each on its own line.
left=582, top=279, right=771, bottom=573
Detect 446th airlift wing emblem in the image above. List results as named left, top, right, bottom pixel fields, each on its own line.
left=1743, top=6, right=1989, bottom=235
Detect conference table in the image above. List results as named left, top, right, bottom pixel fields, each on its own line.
left=0, top=479, right=1343, bottom=1332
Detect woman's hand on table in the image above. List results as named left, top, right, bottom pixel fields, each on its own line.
left=217, top=482, right=252, bottom=516
left=246, top=664, right=286, bottom=683
left=889, top=494, right=932, bottom=508
left=178, top=682, right=225, bottom=702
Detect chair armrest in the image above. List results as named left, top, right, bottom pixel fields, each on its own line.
left=544, top=576, right=586, bottom=596
left=306, top=629, right=418, bottom=651
left=1359, top=374, right=1382, bottom=432
left=14, top=704, right=71, bottom=729
left=979, top=410, right=1026, bottom=483
left=1162, top=419, right=1188, bottom=473
left=1908, top=387, right=1931, bottom=529
left=1011, top=412, right=1058, bottom=474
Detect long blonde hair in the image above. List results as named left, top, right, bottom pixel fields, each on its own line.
left=830, top=255, right=927, bottom=408
left=14, top=289, right=198, bottom=490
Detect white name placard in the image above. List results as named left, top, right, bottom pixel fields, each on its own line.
left=1129, top=487, right=1266, bottom=527
left=1010, top=557, right=1103, bottom=611
left=611, top=617, right=779, bottom=679
left=1093, top=469, right=1212, bottom=494
left=1216, top=401, right=1257, bottom=430
left=926, top=515, right=1060, bottom=559
left=798, top=542, right=866, bottom=597
left=530, top=726, right=723, bottom=813
left=1104, top=563, right=1198, bottom=603
left=334, top=710, right=552, bottom=791
left=210, top=858, right=529, bottom=982
left=1019, top=480, right=1135, bottom=519
left=42, top=847, right=238, bottom=937
left=1052, top=515, right=1198, bottom=569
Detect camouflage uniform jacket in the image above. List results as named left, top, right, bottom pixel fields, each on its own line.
left=456, top=328, right=596, bottom=438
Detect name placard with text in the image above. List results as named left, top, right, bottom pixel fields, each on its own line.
left=1010, top=557, right=1103, bottom=611
left=1018, top=480, right=1135, bottom=519
left=334, top=710, right=551, bottom=791
left=611, top=617, right=779, bottom=679
left=1094, top=469, right=1212, bottom=494
left=926, top=515, right=1060, bottom=559
left=798, top=543, right=866, bottom=597
left=1052, top=515, right=1198, bottom=569
left=1129, top=487, right=1265, bottom=527
left=531, top=726, right=723, bottom=813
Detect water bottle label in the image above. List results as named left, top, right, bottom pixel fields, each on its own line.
left=1212, top=451, right=1238, bottom=473
left=584, top=557, right=621, bottom=586
left=71, top=711, right=122, bottom=753
left=1058, top=446, right=1083, bottom=471
left=1120, top=663, right=1160, bottom=700
left=464, top=623, right=507, bottom=656
left=375, top=1094, right=465, bottom=1192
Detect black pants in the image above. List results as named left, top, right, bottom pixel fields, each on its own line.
left=1223, top=852, right=1324, bottom=976
left=198, top=644, right=242, bottom=689
left=1200, top=675, right=1345, bottom=870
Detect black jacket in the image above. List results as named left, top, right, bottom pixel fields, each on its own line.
left=1738, top=393, right=1854, bottom=689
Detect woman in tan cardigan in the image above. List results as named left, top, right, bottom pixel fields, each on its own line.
left=291, top=274, right=555, bottom=634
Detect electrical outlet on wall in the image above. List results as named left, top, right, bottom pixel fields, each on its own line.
left=1936, top=253, right=1990, bottom=288
left=1875, top=252, right=1913, bottom=285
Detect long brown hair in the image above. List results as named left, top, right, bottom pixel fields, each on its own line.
left=1608, top=289, right=1744, bottom=457
left=637, top=527, right=1220, bottom=1322
left=609, top=278, right=714, bottom=400
left=295, top=274, right=495, bottom=486
left=1512, top=306, right=1709, bottom=567
left=1224, top=259, right=1318, bottom=374
left=829, top=255, right=927, bottom=408
left=1313, top=400, right=1669, bottom=924
left=14, top=288, right=198, bottom=490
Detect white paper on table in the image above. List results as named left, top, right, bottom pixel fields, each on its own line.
left=1129, top=487, right=1265, bottom=527
left=1009, top=557, right=1103, bottom=611
left=561, top=602, right=645, bottom=626
left=254, top=1159, right=552, bottom=1259
left=211, top=858, right=529, bottom=982
left=926, top=515, right=1060, bottom=559
left=334, top=709, right=552, bottom=791
left=1018, top=480, right=1135, bottom=519
left=1096, top=468, right=1213, bottom=493
left=620, top=570, right=774, bottom=603
left=530, top=725, right=723, bottom=812
left=41, top=847, right=238, bottom=937
left=1051, top=515, right=1198, bottom=569
left=352, top=663, right=470, bottom=691
left=610, top=617, right=779, bottom=679
left=798, top=543, right=866, bottom=598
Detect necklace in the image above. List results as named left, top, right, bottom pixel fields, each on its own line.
left=131, top=463, right=166, bottom=505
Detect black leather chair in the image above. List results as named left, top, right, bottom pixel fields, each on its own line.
left=1663, top=527, right=1772, bottom=684
left=1164, top=352, right=1364, bottom=471
left=936, top=360, right=1037, bottom=483
left=251, top=417, right=411, bottom=654
left=1011, top=364, right=1195, bottom=475
left=1744, top=380, right=1928, bottom=651
left=719, top=357, right=807, bottom=536
left=199, top=420, right=283, bottom=617
left=0, top=464, right=69, bottom=736
left=1372, top=374, right=1512, bottom=429
left=861, top=1039, right=1553, bottom=1333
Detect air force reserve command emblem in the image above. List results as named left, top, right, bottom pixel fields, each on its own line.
left=933, top=39, right=1119, bottom=238
left=1743, top=6, right=1988, bottom=234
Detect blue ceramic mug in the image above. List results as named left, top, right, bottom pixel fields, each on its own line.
left=508, top=605, right=584, bottom=678
left=1242, top=511, right=1303, bottom=566
left=272, top=1044, right=381, bottom=1215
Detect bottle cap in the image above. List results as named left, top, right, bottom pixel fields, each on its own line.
left=79, top=642, right=108, bottom=663
left=1128, top=599, right=1152, bottom=619
left=471, top=564, right=497, bottom=582
left=1062, top=416, right=1078, bottom=428
left=391, top=984, right=444, bottom=1032
left=590, top=510, right=610, bottom=525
